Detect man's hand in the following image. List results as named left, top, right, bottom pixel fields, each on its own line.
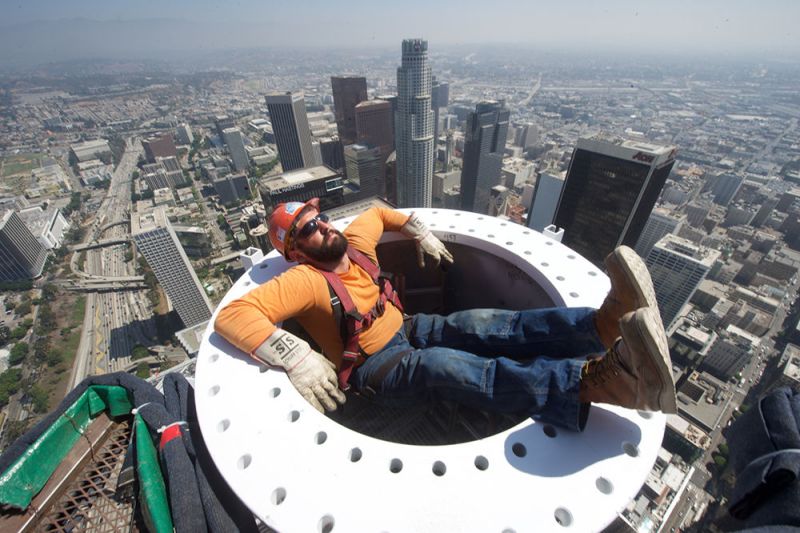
left=254, top=329, right=346, bottom=412
left=401, top=212, right=454, bottom=268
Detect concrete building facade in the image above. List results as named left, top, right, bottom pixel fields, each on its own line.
left=635, top=209, right=682, bottom=259
left=553, top=136, right=677, bottom=266
left=266, top=92, right=316, bottom=172
left=0, top=210, right=49, bottom=281
left=645, top=234, right=720, bottom=329
left=223, top=127, right=249, bottom=172
left=331, top=76, right=367, bottom=145
left=355, top=100, right=395, bottom=158
left=345, top=144, right=384, bottom=199
left=459, top=101, right=510, bottom=214
left=528, top=170, right=565, bottom=232
left=132, top=208, right=213, bottom=328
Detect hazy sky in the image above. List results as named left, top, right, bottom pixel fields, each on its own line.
left=1, top=0, right=798, bottom=67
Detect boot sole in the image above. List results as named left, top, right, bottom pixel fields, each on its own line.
left=605, top=246, right=662, bottom=323
left=619, top=308, right=678, bottom=414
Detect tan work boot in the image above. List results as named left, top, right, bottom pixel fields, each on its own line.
left=580, top=307, right=677, bottom=414
left=595, top=245, right=662, bottom=349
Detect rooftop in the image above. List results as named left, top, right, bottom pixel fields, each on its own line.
left=258, top=165, right=339, bottom=193
left=131, top=206, right=169, bottom=235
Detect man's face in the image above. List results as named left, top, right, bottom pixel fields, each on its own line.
left=292, top=208, right=348, bottom=263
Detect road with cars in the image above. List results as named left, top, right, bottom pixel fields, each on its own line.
left=68, top=138, right=158, bottom=390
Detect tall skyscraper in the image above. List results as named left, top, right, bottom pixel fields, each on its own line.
left=266, top=92, right=315, bottom=172
left=685, top=201, right=712, bottom=228
left=751, top=197, right=779, bottom=228
left=634, top=208, right=682, bottom=259
left=176, top=123, right=194, bottom=145
left=214, top=115, right=235, bottom=138
left=395, top=38, right=434, bottom=208
left=132, top=208, right=213, bottom=328
left=318, top=136, right=345, bottom=172
left=431, top=78, right=450, bottom=145
left=459, top=101, right=510, bottom=213
left=553, top=136, right=677, bottom=266
left=645, top=234, right=720, bottom=329
left=376, top=94, right=398, bottom=149
left=223, top=127, right=249, bottom=172
left=214, top=173, right=250, bottom=205
left=345, top=144, right=384, bottom=199
left=355, top=100, right=394, bottom=158
left=710, top=173, right=745, bottom=206
left=0, top=210, right=48, bottom=281
left=517, top=122, right=538, bottom=148
left=528, top=170, right=565, bottom=232
left=331, top=76, right=368, bottom=145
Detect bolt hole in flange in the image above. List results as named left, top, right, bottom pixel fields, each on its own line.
left=474, top=455, right=489, bottom=470
left=237, top=454, right=252, bottom=470
left=349, top=447, right=362, bottom=462
left=432, top=461, right=446, bottom=476
left=271, top=487, right=286, bottom=505
left=319, top=514, right=335, bottom=533
left=217, top=419, right=230, bottom=433
left=637, top=410, right=653, bottom=419
left=622, top=441, right=640, bottom=457
left=315, top=431, right=327, bottom=445
left=542, top=425, right=557, bottom=438
left=596, top=477, right=614, bottom=495
left=208, top=385, right=220, bottom=396
left=390, top=458, right=403, bottom=473
left=554, top=507, right=573, bottom=527
left=269, top=387, right=281, bottom=398
left=511, top=442, right=527, bottom=458
left=288, top=410, right=300, bottom=422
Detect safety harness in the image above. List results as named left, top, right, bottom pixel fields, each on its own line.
left=314, top=245, right=404, bottom=390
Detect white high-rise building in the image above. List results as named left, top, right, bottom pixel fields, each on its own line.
left=395, top=38, right=434, bottom=208
left=223, top=127, right=249, bottom=173
left=176, top=123, right=194, bottom=145
left=132, top=207, right=213, bottom=328
left=528, top=170, right=565, bottom=232
left=645, top=234, right=720, bottom=329
left=634, top=208, right=682, bottom=259
left=0, top=210, right=48, bottom=281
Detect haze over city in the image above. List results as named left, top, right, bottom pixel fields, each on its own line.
left=1, top=0, right=799, bottom=69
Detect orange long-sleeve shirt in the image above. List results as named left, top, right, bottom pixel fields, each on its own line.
left=214, top=207, right=410, bottom=369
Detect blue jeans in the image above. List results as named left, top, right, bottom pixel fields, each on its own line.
left=350, top=307, right=605, bottom=431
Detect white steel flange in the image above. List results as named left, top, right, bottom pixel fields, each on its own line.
left=195, top=208, right=666, bottom=533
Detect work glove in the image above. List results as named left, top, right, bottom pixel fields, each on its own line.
left=400, top=212, right=455, bottom=269
left=254, top=329, right=346, bottom=413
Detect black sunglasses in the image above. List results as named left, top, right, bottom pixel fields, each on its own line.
left=295, top=213, right=330, bottom=241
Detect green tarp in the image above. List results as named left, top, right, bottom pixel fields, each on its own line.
left=0, top=385, right=173, bottom=532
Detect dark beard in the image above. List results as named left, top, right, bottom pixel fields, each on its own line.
left=297, top=230, right=348, bottom=263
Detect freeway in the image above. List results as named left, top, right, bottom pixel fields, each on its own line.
left=68, top=138, right=158, bottom=389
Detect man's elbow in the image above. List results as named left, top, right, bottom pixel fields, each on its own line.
left=213, top=301, right=236, bottom=338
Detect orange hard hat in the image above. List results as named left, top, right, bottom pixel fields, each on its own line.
left=268, top=197, right=320, bottom=259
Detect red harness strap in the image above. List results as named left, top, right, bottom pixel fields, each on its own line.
left=316, top=245, right=404, bottom=390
